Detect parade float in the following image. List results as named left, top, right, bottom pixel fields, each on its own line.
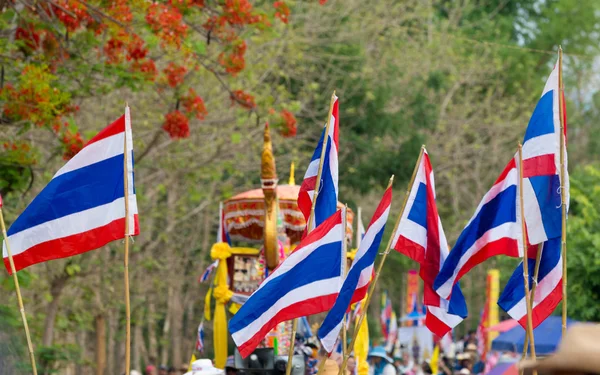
left=207, top=124, right=354, bottom=368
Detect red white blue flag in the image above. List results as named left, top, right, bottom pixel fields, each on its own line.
left=196, top=322, right=205, bottom=352
left=298, top=95, right=339, bottom=230
left=318, top=186, right=392, bottom=353
left=391, top=150, right=466, bottom=337
left=498, top=62, right=567, bottom=329
left=434, top=156, right=523, bottom=300
left=230, top=210, right=345, bottom=357
left=3, top=108, right=139, bottom=273
left=199, top=260, right=218, bottom=283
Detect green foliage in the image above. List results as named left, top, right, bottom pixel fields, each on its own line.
left=566, top=165, right=600, bottom=321
left=37, top=344, right=82, bottom=374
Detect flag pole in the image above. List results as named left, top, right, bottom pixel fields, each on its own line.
left=557, top=46, right=568, bottom=335
left=286, top=91, right=337, bottom=375
left=520, top=243, right=543, bottom=371
left=517, top=144, right=537, bottom=371
left=0, top=197, right=38, bottom=375
left=124, top=105, right=132, bottom=375
left=340, top=146, right=426, bottom=375
left=341, top=205, right=349, bottom=359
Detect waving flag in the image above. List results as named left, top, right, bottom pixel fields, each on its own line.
left=434, top=157, right=522, bottom=300
left=199, top=260, right=218, bottom=283
left=3, top=109, right=139, bottom=273
left=356, top=207, right=365, bottom=247
left=391, top=149, right=467, bottom=337
left=521, top=61, right=568, bottom=245
left=196, top=322, right=205, bottom=352
left=498, top=62, right=568, bottom=328
left=230, top=210, right=344, bottom=357
left=498, top=238, right=562, bottom=329
left=318, top=186, right=392, bottom=353
left=298, top=95, right=339, bottom=230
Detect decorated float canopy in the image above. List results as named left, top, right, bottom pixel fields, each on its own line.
left=223, top=184, right=354, bottom=245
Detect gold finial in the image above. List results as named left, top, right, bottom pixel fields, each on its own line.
left=289, top=162, right=295, bottom=185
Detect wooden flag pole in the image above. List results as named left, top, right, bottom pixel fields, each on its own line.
left=124, top=106, right=132, bottom=375
left=520, top=243, right=543, bottom=371
left=356, top=207, right=362, bottom=248
left=517, top=144, right=537, bottom=371
left=0, top=199, right=38, bottom=375
left=285, top=91, right=337, bottom=375
left=557, top=46, right=568, bottom=335
left=340, top=146, right=426, bottom=375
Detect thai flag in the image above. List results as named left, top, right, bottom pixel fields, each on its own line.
left=433, top=157, right=523, bottom=300
left=217, top=202, right=231, bottom=245
left=297, top=95, right=339, bottom=230
left=2, top=109, right=139, bottom=273
left=199, top=260, right=218, bottom=283
left=498, top=238, right=562, bottom=329
left=391, top=150, right=467, bottom=337
left=229, top=210, right=345, bottom=357
left=318, top=186, right=392, bottom=353
left=498, top=62, right=568, bottom=329
left=196, top=322, right=205, bottom=352
left=521, top=61, right=568, bottom=245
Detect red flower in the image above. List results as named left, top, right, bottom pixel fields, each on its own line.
left=15, top=25, right=41, bottom=51
left=218, top=40, right=247, bottom=75
left=319, top=0, right=327, bottom=4
left=52, top=1, right=93, bottom=32
left=230, top=90, right=256, bottom=109
left=126, top=34, right=148, bottom=61
left=146, top=3, right=188, bottom=48
left=279, top=109, right=297, bottom=137
left=61, top=130, right=85, bottom=160
left=132, top=60, right=158, bottom=81
left=163, top=110, right=190, bottom=139
left=273, top=1, right=290, bottom=24
left=182, top=89, right=208, bottom=120
left=163, top=62, right=187, bottom=88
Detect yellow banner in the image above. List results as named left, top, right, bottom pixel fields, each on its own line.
left=487, top=269, right=500, bottom=348
left=405, top=270, right=419, bottom=326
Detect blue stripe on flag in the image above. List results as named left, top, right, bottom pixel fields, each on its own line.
left=8, top=154, right=126, bottom=236
left=529, top=174, right=562, bottom=240
left=407, top=183, right=428, bottom=229
left=230, top=240, right=342, bottom=333
left=434, top=185, right=517, bottom=289
left=314, top=141, right=338, bottom=228
left=498, top=238, right=561, bottom=312
left=447, top=283, right=468, bottom=318
left=523, top=91, right=554, bottom=143
left=318, top=227, right=385, bottom=338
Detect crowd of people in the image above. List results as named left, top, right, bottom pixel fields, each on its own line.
left=292, top=330, right=506, bottom=375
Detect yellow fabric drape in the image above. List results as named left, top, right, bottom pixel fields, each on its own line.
left=229, top=302, right=241, bottom=315
left=188, top=354, right=197, bottom=371
left=430, top=345, right=439, bottom=375
left=355, top=305, right=369, bottom=375
left=204, top=288, right=212, bottom=321
left=211, top=243, right=233, bottom=369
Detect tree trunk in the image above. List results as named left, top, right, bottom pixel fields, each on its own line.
left=171, top=287, right=184, bottom=368
left=96, top=315, right=106, bottom=375
left=42, top=275, right=68, bottom=346
left=134, top=322, right=142, bottom=372
left=107, top=309, right=118, bottom=375
left=160, top=286, right=173, bottom=366
left=148, top=301, right=158, bottom=364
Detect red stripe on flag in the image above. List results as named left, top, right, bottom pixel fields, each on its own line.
left=495, top=159, right=516, bottom=184
left=4, top=214, right=139, bottom=274
left=455, top=238, right=520, bottom=286
left=367, top=187, right=392, bottom=227
left=393, top=236, right=425, bottom=264
left=237, top=294, right=338, bottom=358
left=517, top=278, right=562, bottom=329
left=425, top=309, right=452, bottom=338
left=523, top=154, right=556, bottom=178
left=85, top=115, right=126, bottom=146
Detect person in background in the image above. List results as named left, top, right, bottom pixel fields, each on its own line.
left=330, top=353, right=343, bottom=369
left=225, top=356, right=239, bottom=375
left=168, top=367, right=177, bottom=375
left=398, top=351, right=414, bottom=375
left=146, top=365, right=157, bottom=375
left=179, top=364, right=190, bottom=374
left=463, top=345, right=483, bottom=374
left=346, top=355, right=357, bottom=375
left=159, top=365, right=169, bottom=375
left=437, top=356, right=453, bottom=375
left=323, top=359, right=340, bottom=375
left=367, top=347, right=396, bottom=375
